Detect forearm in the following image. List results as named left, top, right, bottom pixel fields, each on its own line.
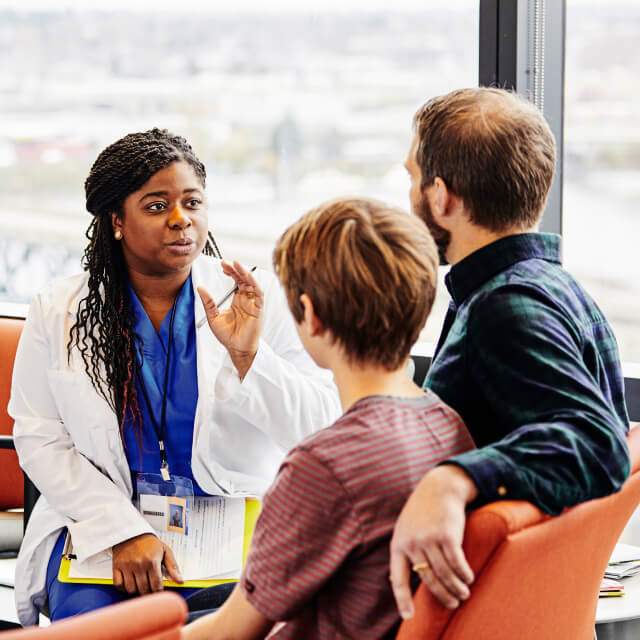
left=14, top=420, right=152, bottom=559
left=449, top=419, right=630, bottom=514
left=216, top=341, right=340, bottom=450
left=183, top=584, right=273, bottom=640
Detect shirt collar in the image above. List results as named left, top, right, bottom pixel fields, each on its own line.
left=444, top=233, right=562, bottom=306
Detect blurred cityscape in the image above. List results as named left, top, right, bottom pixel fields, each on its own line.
left=0, top=3, right=638, bottom=360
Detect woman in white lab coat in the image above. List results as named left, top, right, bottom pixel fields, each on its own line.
left=9, top=128, right=340, bottom=626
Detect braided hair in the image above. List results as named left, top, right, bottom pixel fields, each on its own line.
left=68, top=128, right=222, bottom=443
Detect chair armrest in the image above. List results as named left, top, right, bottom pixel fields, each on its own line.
left=0, top=435, right=15, bottom=450
left=0, top=434, right=40, bottom=533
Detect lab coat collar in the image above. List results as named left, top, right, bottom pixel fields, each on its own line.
left=63, top=255, right=229, bottom=332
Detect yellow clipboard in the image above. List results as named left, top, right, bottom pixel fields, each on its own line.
left=58, top=498, right=261, bottom=588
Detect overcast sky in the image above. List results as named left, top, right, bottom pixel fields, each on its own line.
left=0, top=0, right=477, bottom=10
left=0, top=0, right=635, bottom=11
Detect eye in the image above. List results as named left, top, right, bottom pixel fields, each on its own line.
left=147, top=202, right=166, bottom=212
left=186, top=198, right=202, bottom=208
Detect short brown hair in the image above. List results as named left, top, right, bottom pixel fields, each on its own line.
left=273, top=198, right=439, bottom=370
left=413, top=87, right=556, bottom=231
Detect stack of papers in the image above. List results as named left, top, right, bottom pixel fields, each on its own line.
left=600, top=577, right=625, bottom=598
left=62, top=496, right=259, bottom=587
left=605, top=543, right=640, bottom=580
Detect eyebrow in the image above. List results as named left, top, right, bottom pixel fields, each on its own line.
left=138, top=188, right=203, bottom=204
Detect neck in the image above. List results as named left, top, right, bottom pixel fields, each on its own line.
left=127, top=268, right=190, bottom=331
left=330, top=356, right=424, bottom=413
left=447, top=223, right=536, bottom=265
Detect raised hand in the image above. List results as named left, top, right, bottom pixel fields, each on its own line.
left=112, top=533, right=183, bottom=594
left=198, top=260, right=264, bottom=379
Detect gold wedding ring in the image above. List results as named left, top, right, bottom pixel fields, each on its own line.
left=412, top=561, right=431, bottom=573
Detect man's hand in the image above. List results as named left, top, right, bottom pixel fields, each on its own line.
left=198, top=260, right=264, bottom=380
left=389, top=465, right=478, bottom=618
left=112, top=533, right=183, bottom=595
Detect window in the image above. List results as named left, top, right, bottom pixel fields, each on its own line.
left=564, top=0, right=640, bottom=363
left=0, top=0, right=478, bottom=348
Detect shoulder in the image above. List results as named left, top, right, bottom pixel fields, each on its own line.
left=29, top=272, right=89, bottom=322
left=464, top=275, right=588, bottom=359
left=468, top=268, right=578, bottom=337
left=297, top=409, right=368, bottom=452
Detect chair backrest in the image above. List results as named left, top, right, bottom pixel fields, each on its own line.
left=397, top=425, right=640, bottom=640
left=0, top=316, right=25, bottom=510
left=0, top=591, right=187, bottom=639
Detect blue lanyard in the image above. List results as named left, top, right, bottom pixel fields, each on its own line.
left=135, top=298, right=177, bottom=481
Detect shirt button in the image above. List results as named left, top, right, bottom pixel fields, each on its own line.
left=498, top=486, right=507, bottom=497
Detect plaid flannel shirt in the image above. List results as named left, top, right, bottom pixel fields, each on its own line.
left=426, top=233, right=630, bottom=514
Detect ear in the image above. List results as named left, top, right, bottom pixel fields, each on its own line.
left=111, top=212, right=123, bottom=234
left=299, top=293, right=325, bottom=337
left=429, top=177, right=465, bottom=223
left=430, top=177, right=450, bottom=218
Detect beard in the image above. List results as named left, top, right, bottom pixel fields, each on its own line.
left=414, top=194, right=451, bottom=266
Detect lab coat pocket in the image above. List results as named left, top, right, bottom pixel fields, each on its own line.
left=46, top=369, right=119, bottom=463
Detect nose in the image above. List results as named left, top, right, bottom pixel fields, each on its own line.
left=168, top=204, right=191, bottom=229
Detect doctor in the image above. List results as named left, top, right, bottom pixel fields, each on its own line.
left=9, top=128, right=340, bottom=626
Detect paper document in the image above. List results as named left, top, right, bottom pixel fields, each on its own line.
left=67, top=496, right=246, bottom=582
left=609, top=543, right=640, bottom=565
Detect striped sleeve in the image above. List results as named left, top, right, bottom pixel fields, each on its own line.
left=240, top=448, right=361, bottom=621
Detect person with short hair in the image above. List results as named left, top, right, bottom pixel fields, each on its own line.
left=9, top=128, right=340, bottom=626
left=183, top=197, right=474, bottom=640
left=389, top=87, right=630, bottom=616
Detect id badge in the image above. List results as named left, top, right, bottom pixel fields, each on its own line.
left=135, top=473, right=194, bottom=536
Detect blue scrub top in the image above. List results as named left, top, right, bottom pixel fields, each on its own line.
left=123, top=275, right=206, bottom=495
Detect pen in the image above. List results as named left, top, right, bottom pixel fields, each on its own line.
left=197, top=266, right=257, bottom=328
left=215, top=265, right=257, bottom=308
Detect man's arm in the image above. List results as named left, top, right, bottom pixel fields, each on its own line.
left=460, top=286, right=629, bottom=512
left=182, top=584, right=274, bottom=640
left=389, top=465, right=477, bottom=617
left=390, top=286, right=630, bottom=612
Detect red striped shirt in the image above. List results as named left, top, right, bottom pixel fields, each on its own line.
left=241, top=392, right=474, bottom=640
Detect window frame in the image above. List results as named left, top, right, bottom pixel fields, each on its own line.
left=478, top=0, right=638, bottom=420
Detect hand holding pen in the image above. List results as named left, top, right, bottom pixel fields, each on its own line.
left=197, top=261, right=263, bottom=380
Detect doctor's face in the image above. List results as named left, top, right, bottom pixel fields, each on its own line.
left=112, top=160, right=209, bottom=278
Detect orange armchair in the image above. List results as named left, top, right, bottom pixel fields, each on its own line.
left=0, top=316, right=26, bottom=554
left=397, top=425, right=640, bottom=640
left=0, top=592, right=187, bottom=639
left=0, top=316, right=24, bottom=512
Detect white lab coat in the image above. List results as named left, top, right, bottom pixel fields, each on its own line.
left=8, top=256, right=340, bottom=626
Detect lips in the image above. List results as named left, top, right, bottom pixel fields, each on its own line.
left=168, top=238, right=194, bottom=246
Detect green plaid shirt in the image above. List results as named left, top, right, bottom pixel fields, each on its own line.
left=426, top=233, right=630, bottom=514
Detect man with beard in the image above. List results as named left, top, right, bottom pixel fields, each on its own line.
left=389, top=87, right=630, bottom=618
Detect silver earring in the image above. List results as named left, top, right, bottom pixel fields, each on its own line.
left=114, top=230, right=122, bottom=240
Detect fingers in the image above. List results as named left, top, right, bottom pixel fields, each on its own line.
left=134, top=569, right=152, bottom=595
left=112, top=533, right=167, bottom=595
left=148, top=556, right=164, bottom=592
left=441, top=538, right=474, bottom=589
left=162, top=544, right=184, bottom=584
left=197, top=286, right=220, bottom=322
left=417, top=545, right=469, bottom=610
left=121, top=567, right=138, bottom=595
left=389, top=546, right=415, bottom=620
left=221, top=261, right=264, bottom=307
left=113, top=568, right=124, bottom=592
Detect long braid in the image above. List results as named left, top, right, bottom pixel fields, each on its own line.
left=68, top=128, right=221, bottom=442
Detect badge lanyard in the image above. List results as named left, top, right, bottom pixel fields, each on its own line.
left=136, top=297, right=178, bottom=482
